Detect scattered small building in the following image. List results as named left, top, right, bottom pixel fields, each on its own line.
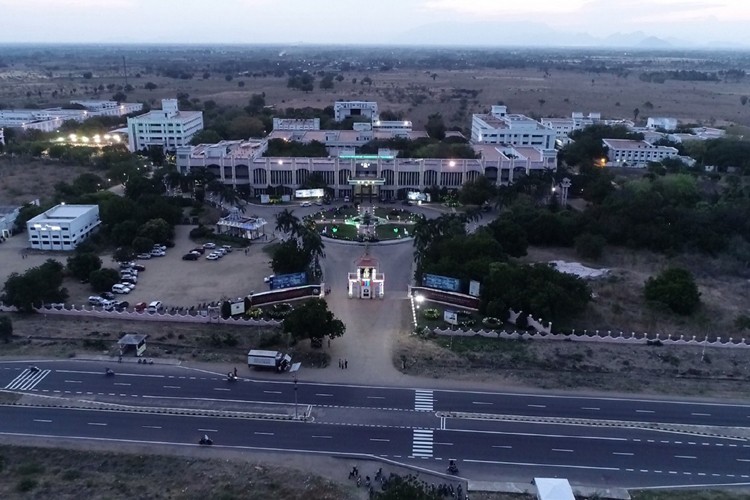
left=602, top=138, right=678, bottom=167
left=126, top=99, right=203, bottom=152
left=216, top=208, right=267, bottom=240
left=0, top=101, right=142, bottom=132
left=27, top=204, right=100, bottom=251
left=0, top=205, right=21, bottom=238
left=647, top=117, right=678, bottom=131
left=272, top=118, right=320, bottom=131
left=472, top=105, right=556, bottom=150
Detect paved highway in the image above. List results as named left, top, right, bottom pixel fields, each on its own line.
left=4, top=361, right=750, bottom=427
left=2, top=360, right=750, bottom=487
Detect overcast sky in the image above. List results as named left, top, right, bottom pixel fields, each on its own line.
left=0, top=0, right=748, bottom=46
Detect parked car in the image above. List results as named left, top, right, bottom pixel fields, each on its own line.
left=264, top=274, right=275, bottom=283
left=131, top=264, right=146, bottom=272
left=121, top=275, right=137, bottom=284
left=300, top=201, right=312, bottom=207
left=88, top=296, right=105, bottom=305
left=100, top=292, right=116, bottom=301
left=102, top=300, right=116, bottom=311
left=190, top=247, right=205, bottom=255
left=153, top=244, right=167, bottom=251
left=44, top=303, right=65, bottom=310
left=202, top=242, right=216, bottom=249
left=119, top=261, right=136, bottom=269
left=315, top=201, right=323, bottom=206
left=221, top=245, right=233, bottom=253
left=146, top=301, right=162, bottom=313
left=134, top=302, right=148, bottom=312
left=136, top=253, right=152, bottom=260
left=112, top=284, right=131, bottom=294
left=215, top=247, right=227, bottom=256
left=113, top=300, right=129, bottom=311
left=182, top=253, right=199, bottom=261
left=150, top=249, right=166, bottom=257
left=206, top=253, right=219, bottom=261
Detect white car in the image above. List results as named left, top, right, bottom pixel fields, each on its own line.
left=300, top=201, right=312, bottom=207
left=264, top=274, right=275, bottom=283
left=150, top=249, right=166, bottom=257
left=112, top=284, right=131, bottom=294
left=203, top=242, right=216, bottom=249
left=146, top=301, right=162, bottom=313
left=121, top=275, right=137, bottom=284
left=136, top=253, right=152, bottom=260
left=88, top=295, right=105, bottom=305
left=153, top=245, right=167, bottom=252
left=206, top=253, right=219, bottom=260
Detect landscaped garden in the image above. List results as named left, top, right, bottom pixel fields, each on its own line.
left=308, top=205, right=418, bottom=242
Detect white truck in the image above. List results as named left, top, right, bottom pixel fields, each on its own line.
left=247, top=350, right=292, bottom=372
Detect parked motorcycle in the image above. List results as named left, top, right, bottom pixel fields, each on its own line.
left=199, top=435, right=213, bottom=445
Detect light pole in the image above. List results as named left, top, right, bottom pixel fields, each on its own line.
left=294, top=374, right=298, bottom=419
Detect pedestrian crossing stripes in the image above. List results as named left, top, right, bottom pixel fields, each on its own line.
left=414, top=390, right=434, bottom=411
left=412, top=429, right=434, bottom=458
left=4, top=368, right=50, bottom=391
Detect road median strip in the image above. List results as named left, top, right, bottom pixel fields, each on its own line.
left=437, top=411, right=750, bottom=440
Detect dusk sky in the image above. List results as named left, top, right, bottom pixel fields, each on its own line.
left=0, top=0, right=748, bottom=46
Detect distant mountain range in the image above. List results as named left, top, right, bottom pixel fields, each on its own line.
left=395, top=22, right=746, bottom=49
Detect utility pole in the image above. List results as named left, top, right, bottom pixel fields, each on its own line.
left=293, top=374, right=298, bottom=419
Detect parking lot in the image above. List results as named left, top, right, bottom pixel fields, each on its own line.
left=0, top=225, right=276, bottom=310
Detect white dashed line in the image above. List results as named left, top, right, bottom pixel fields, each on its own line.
left=675, top=455, right=697, bottom=460
left=552, top=449, right=574, bottom=453
left=33, top=419, right=52, bottom=423
left=613, top=452, right=634, bottom=456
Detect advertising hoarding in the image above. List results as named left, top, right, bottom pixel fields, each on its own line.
left=422, top=273, right=460, bottom=292
left=295, top=189, right=325, bottom=199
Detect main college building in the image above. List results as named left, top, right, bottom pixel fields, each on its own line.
left=176, top=101, right=557, bottom=201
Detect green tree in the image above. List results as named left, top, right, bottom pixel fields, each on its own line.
left=137, top=218, right=173, bottom=244
left=457, top=175, right=496, bottom=206
left=275, top=209, right=300, bottom=236
left=0, top=316, right=12, bottom=343
left=89, top=268, right=120, bottom=293
left=110, top=220, right=139, bottom=247
left=319, top=74, right=335, bottom=90
left=144, top=82, right=158, bottom=91
left=374, top=474, right=444, bottom=500
left=271, top=240, right=309, bottom=274
left=282, top=298, right=345, bottom=346
left=189, top=129, right=222, bottom=145
left=644, top=267, right=701, bottom=315
left=487, top=217, right=528, bottom=257
left=425, top=113, right=446, bottom=140
left=67, top=253, right=102, bottom=280
left=2, top=260, right=68, bottom=312
left=14, top=203, right=47, bottom=233
left=131, top=236, right=154, bottom=254
left=574, top=233, right=606, bottom=260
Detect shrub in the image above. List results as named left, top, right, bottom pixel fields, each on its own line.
left=16, top=478, right=37, bottom=492
left=245, top=307, right=263, bottom=319
left=482, top=317, right=502, bottom=328
left=189, top=225, right=214, bottom=239
left=575, top=233, right=606, bottom=260
left=644, top=267, right=701, bottom=315
left=422, top=308, right=440, bottom=320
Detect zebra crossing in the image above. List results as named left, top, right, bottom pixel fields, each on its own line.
left=412, top=429, right=434, bottom=458
left=414, top=389, right=434, bottom=411
left=4, top=368, right=51, bottom=391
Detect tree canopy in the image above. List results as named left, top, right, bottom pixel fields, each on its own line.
left=644, top=267, right=701, bottom=315
left=2, top=260, right=68, bottom=312
left=282, top=299, right=345, bottom=346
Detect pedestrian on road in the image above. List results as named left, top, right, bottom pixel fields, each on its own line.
left=344, top=359, right=348, bottom=369
left=233, top=367, right=237, bottom=377
left=338, top=358, right=342, bottom=369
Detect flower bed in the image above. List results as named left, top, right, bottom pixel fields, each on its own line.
left=482, top=317, right=502, bottom=328
left=423, top=308, right=440, bottom=320
left=267, top=302, right=293, bottom=319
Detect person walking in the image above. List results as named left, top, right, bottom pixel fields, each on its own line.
left=344, top=359, right=348, bottom=369
left=338, top=358, right=342, bottom=369
left=233, top=366, right=238, bottom=377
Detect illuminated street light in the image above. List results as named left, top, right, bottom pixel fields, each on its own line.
left=449, top=160, right=456, bottom=167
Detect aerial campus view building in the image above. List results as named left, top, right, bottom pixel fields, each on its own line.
left=0, top=100, right=142, bottom=132
left=176, top=101, right=558, bottom=201
left=26, top=204, right=100, bottom=251
left=126, top=98, right=204, bottom=152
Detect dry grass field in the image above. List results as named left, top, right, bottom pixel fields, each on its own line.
left=0, top=158, right=100, bottom=206
left=2, top=66, right=749, bottom=132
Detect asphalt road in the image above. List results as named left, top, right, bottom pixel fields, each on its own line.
left=2, top=360, right=750, bottom=488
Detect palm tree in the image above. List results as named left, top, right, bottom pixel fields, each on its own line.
left=300, top=227, right=325, bottom=261
left=275, top=209, right=300, bottom=236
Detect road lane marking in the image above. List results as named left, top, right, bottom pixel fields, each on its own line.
left=613, top=452, right=634, bottom=456
left=472, top=402, right=493, bottom=405
left=315, top=393, right=333, bottom=397
left=142, top=426, right=161, bottom=429
left=691, top=412, right=711, bottom=416
left=492, top=445, right=512, bottom=449
left=198, top=429, right=217, bottom=432
left=581, top=407, right=600, bottom=411
left=367, top=396, right=385, bottom=399
left=264, top=391, right=282, bottom=394
left=635, top=410, right=655, bottom=413
left=435, top=442, right=453, bottom=446
left=737, top=459, right=750, bottom=462
left=55, top=370, right=164, bottom=378
left=64, top=380, right=82, bottom=383
left=213, top=388, right=230, bottom=391
left=33, top=419, right=52, bottom=423
left=415, top=390, right=434, bottom=411
left=464, top=458, right=619, bottom=472
left=412, top=429, right=434, bottom=458
left=552, top=449, right=574, bottom=453
left=254, top=432, right=274, bottom=436
left=311, top=435, right=332, bottom=439
left=528, top=404, right=546, bottom=408
left=113, top=383, right=131, bottom=386
left=87, top=423, right=107, bottom=426
left=4, top=369, right=51, bottom=390
left=675, top=455, right=697, bottom=459
left=370, top=438, right=390, bottom=442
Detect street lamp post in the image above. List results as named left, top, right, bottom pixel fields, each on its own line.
left=294, top=374, right=298, bottom=419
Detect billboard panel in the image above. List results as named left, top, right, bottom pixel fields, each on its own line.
left=422, top=273, right=460, bottom=292
left=260, top=194, right=270, bottom=204
left=230, top=301, right=245, bottom=316
left=295, top=189, right=325, bottom=199
left=270, top=272, right=308, bottom=290
left=407, top=191, right=431, bottom=202
left=469, top=280, right=481, bottom=297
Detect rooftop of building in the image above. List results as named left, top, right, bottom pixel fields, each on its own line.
left=30, top=204, right=97, bottom=222
left=603, top=138, right=677, bottom=151
left=474, top=113, right=547, bottom=130
left=128, top=109, right=202, bottom=123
